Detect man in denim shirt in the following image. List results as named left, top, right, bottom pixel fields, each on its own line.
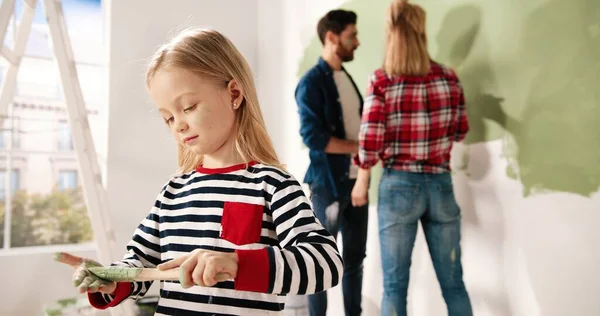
left=295, top=9, right=368, bottom=316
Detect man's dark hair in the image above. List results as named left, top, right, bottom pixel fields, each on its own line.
left=317, top=10, right=357, bottom=45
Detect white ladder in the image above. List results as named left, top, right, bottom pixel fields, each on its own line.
left=0, top=1, right=134, bottom=315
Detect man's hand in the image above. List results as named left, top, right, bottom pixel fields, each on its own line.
left=157, top=249, right=238, bottom=288
left=55, top=252, right=117, bottom=295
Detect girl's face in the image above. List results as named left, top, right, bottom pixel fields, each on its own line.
left=149, top=68, right=243, bottom=159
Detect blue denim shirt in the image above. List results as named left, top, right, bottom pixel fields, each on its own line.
left=295, top=57, right=364, bottom=198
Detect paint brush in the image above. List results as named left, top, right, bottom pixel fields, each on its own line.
left=55, top=252, right=231, bottom=283
left=87, top=266, right=232, bottom=283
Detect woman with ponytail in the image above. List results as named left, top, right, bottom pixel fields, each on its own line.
left=351, top=1, right=473, bottom=315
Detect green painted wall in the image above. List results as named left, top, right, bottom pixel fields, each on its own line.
left=297, top=0, right=600, bottom=198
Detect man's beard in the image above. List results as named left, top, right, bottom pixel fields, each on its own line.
left=336, top=44, right=355, bottom=62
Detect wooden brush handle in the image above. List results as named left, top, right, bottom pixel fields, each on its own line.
left=136, top=268, right=232, bottom=283
left=55, top=252, right=232, bottom=284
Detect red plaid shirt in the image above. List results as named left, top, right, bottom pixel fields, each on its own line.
left=354, top=61, right=469, bottom=173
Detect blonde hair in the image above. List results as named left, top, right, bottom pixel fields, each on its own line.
left=146, top=29, right=283, bottom=173
left=384, top=0, right=430, bottom=76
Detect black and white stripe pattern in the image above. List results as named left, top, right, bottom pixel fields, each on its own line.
left=99, top=163, right=343, bottom=315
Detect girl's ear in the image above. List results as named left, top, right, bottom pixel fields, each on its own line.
left=227, top=79, right=244, bottom=110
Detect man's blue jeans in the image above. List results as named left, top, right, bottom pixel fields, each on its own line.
left=308, top=180, right=369, bottom=316
left=378, top=169, right=472, bottom=316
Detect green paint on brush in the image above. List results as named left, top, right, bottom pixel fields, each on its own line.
left=88, top=266, right=143, bottom=282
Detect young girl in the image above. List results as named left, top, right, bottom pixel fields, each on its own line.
left=60, top=28, right=343, bottom=315
left=351, top=1, right=472, bottom=316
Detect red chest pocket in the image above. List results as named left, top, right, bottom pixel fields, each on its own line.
left=220, top=202, right=264, bottom=245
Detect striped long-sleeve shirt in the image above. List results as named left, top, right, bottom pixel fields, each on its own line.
left=88, top=162, right=343, bottom=315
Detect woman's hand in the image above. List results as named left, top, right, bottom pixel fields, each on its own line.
left=55, top=252, right=117, bottom=295
left=351, top=168, right=370, bottom=207
left=157, top=249, right=237, bottom=288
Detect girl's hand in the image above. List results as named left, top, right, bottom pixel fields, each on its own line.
left=55, top=252, right=117, bottom=295
left=157, top=249, right=237, bottom=288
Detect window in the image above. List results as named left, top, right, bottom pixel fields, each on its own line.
left=0, top=0, right=103, bottom=252
left=57, top=120, right=73, bottom=151
left=58, top=170, right=78, bottom=191
left=0, top=169, right=20, bottom=200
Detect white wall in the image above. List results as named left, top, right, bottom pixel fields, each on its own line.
left=256, top=0, right=329, bottom=179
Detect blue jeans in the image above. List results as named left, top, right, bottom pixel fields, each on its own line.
left=308, top=181, right=369, bottom=316
left=378, top=169, right=472, bottom=316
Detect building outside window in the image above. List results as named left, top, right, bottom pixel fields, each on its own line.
left=0, top=0, right=104, bottom=251
left=58, top=170, right=77, bottom=191
left=0, top=169, right=20, bottom=200
left=57, top=119, right=73, bottom=151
